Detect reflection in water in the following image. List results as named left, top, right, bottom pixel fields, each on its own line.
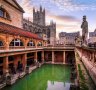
left=2, top=64, right=71, bottom=90
left=47, top=81, right=70, bottom=90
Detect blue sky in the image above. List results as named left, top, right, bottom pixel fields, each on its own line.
left=17, top=0, right=96, bottom=35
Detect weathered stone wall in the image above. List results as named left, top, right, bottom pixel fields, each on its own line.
left=0, top=1, right=23, bottom=28
left=76, top=48, right=96, bottom=85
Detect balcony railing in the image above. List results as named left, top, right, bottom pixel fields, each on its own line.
left=0, top=46, right=44, bottom=50
left=0, top=44, right=75, bottom=51
left=45, top=44, right=75, bottom=47
left=37, top=46, right=43, bottom=48
left=9, top=46, right=25, bottom=49
left=27, top=46, right=36, bottom=48
left=0, top=46, right=5, bottom=50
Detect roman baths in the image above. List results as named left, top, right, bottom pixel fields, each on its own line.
left=0, top=0, right=96, bottom=90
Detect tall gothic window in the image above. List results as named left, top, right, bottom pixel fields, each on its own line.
left=27, top=40, right=35, bottom=46
left=0, top=41, right=3, bottom=46
left=10, top=39, right=23, bottom=46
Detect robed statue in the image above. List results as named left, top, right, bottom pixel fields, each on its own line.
left=81, top=16, right=88, bottom=45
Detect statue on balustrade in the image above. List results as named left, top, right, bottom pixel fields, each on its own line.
left=81, top=15, right=88, bottom=46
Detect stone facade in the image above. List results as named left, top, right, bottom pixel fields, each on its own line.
left=76, top=47, right=96, bottom=86
left=0, top=0, right=24, bottom=28
left=59, top=32, right=80, bottom=46
left=88, top=29, right=96, bottom=44
left=23, top=7, right=56, bottom=46
left=33, top=6, right=45, bottom=26
left=0, top=1, right=76, bottom=88
left=0, top=0, right=56, bottom=45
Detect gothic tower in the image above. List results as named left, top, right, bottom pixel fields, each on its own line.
left=50, top=21, right=56, bottom=45
left=33, top=6, right=45, bottom=26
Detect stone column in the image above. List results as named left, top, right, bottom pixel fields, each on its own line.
left=22, top=53, right=27, bottom=70
left=3, top=56, right=9, bottom=74
left=6, top=42, right=9, bottom=50
left=52, top=51, right=54, bottom=64
left=92, top=52, right=95, bottom=65
left=35, top=41, right=38, bottom=48
left=63, top=51, right=65, bottom=64
left=14, top=56, right=19, bottom=70
left=42, top=51, right=44, bottom=62
left=34, top=52, right=38, bottom=62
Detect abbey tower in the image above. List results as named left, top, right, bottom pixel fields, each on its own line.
left=33, top=6, right=45, bottom=26
left=23, top=6, right=56, bottom=45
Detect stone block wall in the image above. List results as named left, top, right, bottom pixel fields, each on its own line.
left=0, top=1, right=23, bottom=28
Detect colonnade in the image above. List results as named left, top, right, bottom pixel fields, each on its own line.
left=2, top=51, right=45, bottom=75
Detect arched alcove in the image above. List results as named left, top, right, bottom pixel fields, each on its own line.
left=27, top=40, right=35, bottom=47
left=9, top=39, right=24, bottom=46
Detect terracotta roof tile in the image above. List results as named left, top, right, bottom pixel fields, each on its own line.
left=0, top=22, right=42, bottom=40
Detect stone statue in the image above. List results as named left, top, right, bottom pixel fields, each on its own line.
left=81, top=16, right=88, bottom=45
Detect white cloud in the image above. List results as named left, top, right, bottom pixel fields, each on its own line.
left=16, top=0, right=82, bottom=35
left=42, top=0, right=96, bottom=11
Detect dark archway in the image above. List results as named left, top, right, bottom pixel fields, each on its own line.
left=66, top=51, right=75, bottom=64
left=0, top=40, right=4, bottom=46
left=54, top=51, right=63, bottom=62
left=0, top=57, right=3, bottom=75
left=8, top=56, right=16, bottom=74
left=37, top=52, right=42, bottom=63
left=44, top=51, right=52, bottom=62
left=27, top=53, right=35, bottom=66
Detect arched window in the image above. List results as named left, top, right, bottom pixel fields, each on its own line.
left=0, top=8, right=10, bottom=20
left=10, top=39, right=24, bottom=46
left=0, top=41, right=3, bottom=46
left=0, top=9, right=4, bottom=17
left=37, top=42, right=42, bottom=46
left=27, top=40, right=35, bottom=46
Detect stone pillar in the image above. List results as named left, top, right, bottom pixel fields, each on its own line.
left=35, top=41, right=38, bottom=48
left=14, top=56, right=19, bottom=70
left=52, top=51, right=54, bottom=64
left=92, top=52, right=95, bottom=65
left=42, top=51, right=44, bottom=62
left=22, top=53, right=27, bottom=70
left=94, top=52, right=96, bottom=62
left=34, top=52, right=38, bottom=62
left=6, top=42, right=9, bottom=50
left=3, top=56, right=9, bottom=74
left=63, top=51, right=65, bottom=64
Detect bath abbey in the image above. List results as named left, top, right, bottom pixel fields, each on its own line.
left=0, top=0, right=96, bottom=90
left=23, top=6, right=56, bottom=45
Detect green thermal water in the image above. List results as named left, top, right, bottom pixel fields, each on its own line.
left=2, top=64, right=71, bottom=90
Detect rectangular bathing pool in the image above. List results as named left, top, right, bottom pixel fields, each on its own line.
left=2, top=64, right=71, bottom=90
